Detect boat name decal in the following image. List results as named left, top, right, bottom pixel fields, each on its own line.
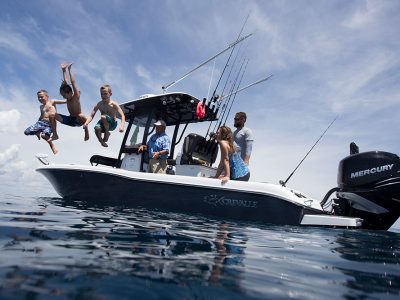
left=203, top=195, right=258, bottom=208
left=350, top=164, right=394, bottom=179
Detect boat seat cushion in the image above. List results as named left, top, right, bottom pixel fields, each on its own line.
left=121, top=144, right=141, bottom=154
left=90, top=155, right=121, bottom=168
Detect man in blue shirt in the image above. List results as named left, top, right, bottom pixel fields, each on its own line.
left=139, top=120, right=170, bottom=174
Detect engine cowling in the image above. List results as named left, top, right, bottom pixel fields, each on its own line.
left=337, top=151, right=400, bottom=189
left=324, top=150, right=400, bottom=229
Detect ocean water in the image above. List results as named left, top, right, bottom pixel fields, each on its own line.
left=0, top=190, right=399, bottom=300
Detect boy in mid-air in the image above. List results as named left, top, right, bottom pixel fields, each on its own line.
left=52, top=63, right=89, bottom=141
left=83, top=85, right=126, bottom=147
left=24, top=90, right=66, bottom=154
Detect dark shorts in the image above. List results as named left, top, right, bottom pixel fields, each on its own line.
left=24, top=120, right=52, bottom=137
left=59, top=114, right=83, bottom=127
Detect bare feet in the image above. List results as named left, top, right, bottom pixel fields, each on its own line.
left=48, top=141, right=58, bottom=154
left=100, top=140, right=108, bottom=147
left=103, top=131, right=110, bottom=142
left=84, top=126, right=89, bottom=141
left=36, top=133, right=41, bottom=140
left=61, top=62, right=73, bottom=70
left=48, top=133, right=59, bottom=142
left=51, top=146, right=58, bottom=155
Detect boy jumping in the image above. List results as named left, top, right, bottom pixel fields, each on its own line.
left=83, top=85, right=125, bottom=147
left=24, top=90, right=66, bottom=154
left=51, top=63, right=89, bottom=141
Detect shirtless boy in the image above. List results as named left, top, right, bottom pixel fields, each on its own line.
left=83, top=85, right=126, bottom=147
left=24, top=90, right=67, bottom=154
left=51, top=63, right=89, bottom=141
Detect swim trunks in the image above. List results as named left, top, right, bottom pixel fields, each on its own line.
left=94, top=115, right=118, bottom=132
left=59, top=114, right=83, bottom=127
left=24, top=120, right=52, bottom=137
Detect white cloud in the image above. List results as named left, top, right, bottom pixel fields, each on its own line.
left=0, top=109, right=21, bottom=133
left=0, top=24, right=37, bottom=58
left=0, top=144, right=20, bottom=169
left=135, top=64, right=163, bottom=94
left=342, top=0, right=390, bottom=29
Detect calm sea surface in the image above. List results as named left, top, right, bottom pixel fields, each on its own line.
left=0, top=187, right=399, bottom=300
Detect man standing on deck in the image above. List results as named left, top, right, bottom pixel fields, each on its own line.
left=233, top=112, right=254, bottom=168
left=138, top=120, right=170, bottom=174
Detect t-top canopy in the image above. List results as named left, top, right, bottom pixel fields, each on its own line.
left=120, top=92, right=217, bottom=127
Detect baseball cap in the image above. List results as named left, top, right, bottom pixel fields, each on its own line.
left=154, top=120, right=166, bottom=127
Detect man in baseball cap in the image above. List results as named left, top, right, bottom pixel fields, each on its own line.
left=138, top=120, right=170, bottom=173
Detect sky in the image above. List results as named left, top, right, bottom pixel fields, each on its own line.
left=0, top=0, right=399, bottom=201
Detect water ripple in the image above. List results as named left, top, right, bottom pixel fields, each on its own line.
left=0, top=195, right=399, bottom=299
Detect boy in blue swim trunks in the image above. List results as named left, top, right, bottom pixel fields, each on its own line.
left=52, top=63, right=89, bottom=141
left=24, top=90, right=66, bottom=154
left=83, top=84, right=126, bottom=147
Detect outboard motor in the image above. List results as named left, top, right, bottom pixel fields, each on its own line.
left=325, top=146, right=400, bottom=229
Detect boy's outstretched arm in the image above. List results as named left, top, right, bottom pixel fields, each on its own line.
left=61, top=63, right=69, bottom=83
left=68, top=64, right=79, bottom=97
left=52, top=99, right=67, bottom=105
left=116, top=104, right=126, bottom=132
left=83, top=104, right=99, bottom=127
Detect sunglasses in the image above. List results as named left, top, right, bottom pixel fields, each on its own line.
left=234, top=118, right=242, bottom=121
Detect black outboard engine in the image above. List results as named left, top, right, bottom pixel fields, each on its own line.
left=331, top=149, right=400, bottom=229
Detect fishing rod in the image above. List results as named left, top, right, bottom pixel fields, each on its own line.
left=279, top=115, right=339, bottom=187
left=204, top=40, right=247, bottom=137
left=161, top=33, right=253, bottom=92
left=203, top=15, right=251, bottom=137
left=223, top=59, right=249, bottom=125
left=202, top=61, right=247, bottom=152
left=205, top=16, right=251, bottom=109
left=208, top=73, right=274, bottom=135
left=213, top=19, right=250, bottom=100
left=202, top=59, right=246, bottom=151
left=212, top=36, right=245, bottom=108
left=218, top=74, right=273, bottom=101
left=217, top=58, right=247, bottom=129
left=206, top=59, right=216, bottom=101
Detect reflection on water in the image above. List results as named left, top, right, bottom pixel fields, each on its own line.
left=333, top=231, right=400, bottom=297
left=0, top=195, right=399, bottom=299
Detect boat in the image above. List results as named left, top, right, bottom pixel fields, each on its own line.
left=37, top=92, right=400, bottom=230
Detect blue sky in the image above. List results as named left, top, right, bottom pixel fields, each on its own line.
left=0, top=0, right=399, bottom=199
